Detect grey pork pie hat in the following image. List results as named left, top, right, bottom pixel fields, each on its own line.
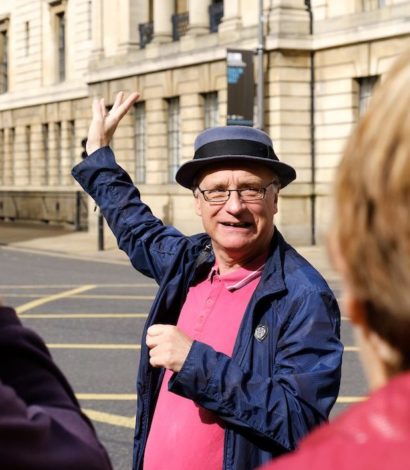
left=175, top=126, right=296, bottom=189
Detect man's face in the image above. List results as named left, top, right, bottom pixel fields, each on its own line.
left=194, top=164, right=278, bottom=263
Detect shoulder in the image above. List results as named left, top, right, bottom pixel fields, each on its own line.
left=271, top=375, right=410, bottom=470
left=280, top=241, right=335, bottom=298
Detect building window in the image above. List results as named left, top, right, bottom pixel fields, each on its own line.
left=209, top=0, right=224, bottom=33
left=57, top=12, right=66, bottom=81
left=357, top=76, right=378, bottom=116
left=172, top=0, right=188, bottom=41
left=0, top=129, right=4, bottom=185
left=24, top=21, right=30, bottom=56
left=134, top=102, right=146, bottom=183
left=87, top=0, right=92, bottom=40
left=9, top=127, right=15, bottom=185
left=26, top=126, right=32, bottom=184
left=202, top=92, right=219, bottom=128
left=362, top=0, right=385, bottom=11
left=56, top=121, right=62, bottom=183
left=138, top=0, right=153, bottom=48
left=167, top=97, right=181, bottom=183
left=0, top=20, right=9, bottom=93
left=67, top=120, right=75, bottom=171
left=42, top=124, right=50, bottom=184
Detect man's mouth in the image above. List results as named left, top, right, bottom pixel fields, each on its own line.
left=221, top=222, right=252, bottom=228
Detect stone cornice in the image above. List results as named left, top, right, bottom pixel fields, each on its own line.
left=0, top=83, right=89, bottom=111
left=86, top=19, right=410, bottom=85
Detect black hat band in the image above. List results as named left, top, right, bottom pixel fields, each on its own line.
left=194, top=139, right=278, bottom=161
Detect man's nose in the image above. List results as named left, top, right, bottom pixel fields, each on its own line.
left=224, top=190, right=245, bottom=213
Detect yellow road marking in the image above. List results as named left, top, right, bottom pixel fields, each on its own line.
left=47, top=343, right=141, bottom=350
left=73, top=294, right=155, bottom=300
left=15, top=285, right=96, bottom=314
left=20, top=313, right=148, bottom=319
left=1, top=245, right=130, bottom=266
left=82, top=409, right=135, bottom=429
left=76, top=393, right=136, bottom=400
left=0, top=283, right=156, bottom=288
left=344, top=346, right=360, bottom=352
left=8, top=294, right=154, bottom=300
left=336, top=396, right=365, bottom=404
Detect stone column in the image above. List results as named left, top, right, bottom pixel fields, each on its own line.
left=118, top=0, right=139, bottom=53
left=218, top=0, right=242, bottom=33
left=187, top=0, right=211, bottom=36
left=152, top=0, right=174, bottom=43
left=91, top=0, right=104, bottom=55
left=268, top=0, right=310, bottom=36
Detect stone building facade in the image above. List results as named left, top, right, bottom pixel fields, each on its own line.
left=1, top=0, right=410, bottom=244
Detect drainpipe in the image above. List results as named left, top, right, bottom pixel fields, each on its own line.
left=305, top=0, right=315, bottom=245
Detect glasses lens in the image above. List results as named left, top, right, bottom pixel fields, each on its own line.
left=240, top=189, right=263, bottom=201
left=204, top=190, right=229, bottom=202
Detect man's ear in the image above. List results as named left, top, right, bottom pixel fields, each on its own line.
left=273, top=191, right=279, bottom=215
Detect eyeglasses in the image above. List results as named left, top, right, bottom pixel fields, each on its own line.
left=197, top=181, right=279, bottom=204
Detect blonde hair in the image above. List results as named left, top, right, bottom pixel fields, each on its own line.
left=332, top=49, right=410, bottom=370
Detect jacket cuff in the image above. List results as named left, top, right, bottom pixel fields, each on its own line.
left=168, top=340, right=218, bottom=399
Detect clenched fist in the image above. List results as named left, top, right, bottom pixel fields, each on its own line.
left=146, top=325, right=193, bottom=372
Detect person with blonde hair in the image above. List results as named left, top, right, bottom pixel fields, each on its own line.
left=261, top=48, right=410, bottom=470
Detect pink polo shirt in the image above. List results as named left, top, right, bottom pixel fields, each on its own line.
left=143, top=261, right=265, bottom=470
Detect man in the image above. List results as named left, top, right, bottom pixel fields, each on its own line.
left=72, top=91, right=342, bottom=470
left=0, top=300, right=112, bottom=469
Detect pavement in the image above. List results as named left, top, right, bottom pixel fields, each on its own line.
left=0, top=221, right=339, bottom=282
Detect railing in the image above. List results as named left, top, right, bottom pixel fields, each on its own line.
left=209, top=2, right=224, bottom=33
left=172, top=12, right=189, bottom=41
left=138, top=22, right=153, bottom=49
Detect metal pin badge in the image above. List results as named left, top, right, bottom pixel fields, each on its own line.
left=254, top=324, right=268, bottom=342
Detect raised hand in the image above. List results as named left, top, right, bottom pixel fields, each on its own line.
left=86, top=91, right=140, bottom=155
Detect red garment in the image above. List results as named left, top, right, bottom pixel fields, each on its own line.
left=262, top=371, right=410, bottom=470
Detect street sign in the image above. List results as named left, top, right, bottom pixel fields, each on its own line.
left=226, top=49, right=254, bottom=126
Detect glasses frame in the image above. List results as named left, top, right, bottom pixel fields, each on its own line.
left=196, top=181, right=280, bottom=204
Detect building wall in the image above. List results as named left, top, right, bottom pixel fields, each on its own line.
left=1, top=0, right=410, bottom=244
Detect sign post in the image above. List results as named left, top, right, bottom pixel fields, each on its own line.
left=226, top=49, right=254, bottom=127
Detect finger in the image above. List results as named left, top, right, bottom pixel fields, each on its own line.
left=99, top=98, right=107, bottom=118
left=147, top=324, right=166, bottom=336
left=146, top=333, right=159, bottom=348
left=92, top=97, right=103, bottom=119
left=115, top=91, right=140, bottom=120
left=112, top=91, right=125, bottom=111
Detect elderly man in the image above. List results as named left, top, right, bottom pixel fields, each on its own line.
left=72, top=92, right=342, bottom=470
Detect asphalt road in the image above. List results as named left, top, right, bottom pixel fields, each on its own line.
left=0, top=245, right=367, bottom=469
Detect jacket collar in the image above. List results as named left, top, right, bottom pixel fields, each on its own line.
left=254, top=229, right=287, bottom=300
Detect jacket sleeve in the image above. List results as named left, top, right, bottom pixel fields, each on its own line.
left=168, top=290, right=343, bottom=452
left=72, top=147, right=191, bottom=281
left=0, top=306, right=112, bottom=470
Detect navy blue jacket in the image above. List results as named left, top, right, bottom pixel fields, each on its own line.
left=72, top=147, right=343, bottom=470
